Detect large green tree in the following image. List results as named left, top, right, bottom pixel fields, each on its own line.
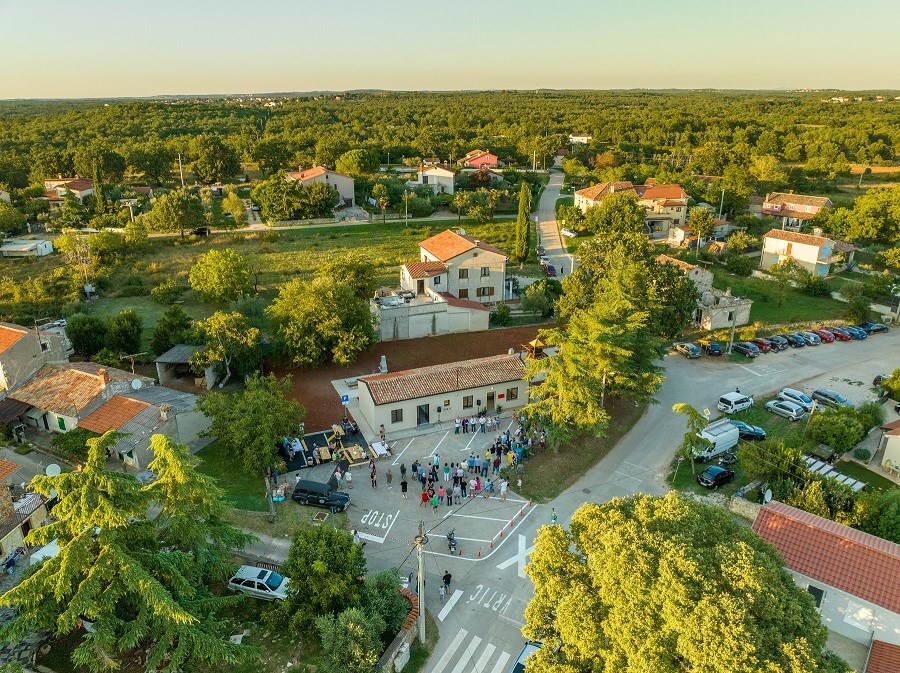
left=844, top=186, right=900, bottom=244
left=147, top=189, right=206, bottom=239
left=267, top=275, right=375, bottom=367
left=191, top=311, right=261, bottom=385
left=66, top=313, right=108, bottom=357
left=188, top=248, right=251, bottom=302
left=191, top=135, right=241, bottom=184
left=320, top=255, right=377, bottom=300
left=105, top=309, right=143, bottom=355
left=128, top=141, right=175, bottom=185
left=0, top=202, right=27, bottom=236
left=197, top=374, right=305, bottom=521
left=523, top=493, right=848, bottom=673
left=687, top=206, right=716, bottom=258
left=512, top=181, right=531, bottom=263
left=582, top=192, right=646, bottom=236
left=335, top=148, right=379, bottom=176
left=151, top=304, right=194, bottom=356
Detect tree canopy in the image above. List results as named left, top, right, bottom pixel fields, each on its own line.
left=188, top=248, right=252, bottom=302
left=523, top=493, right=848, bottom=673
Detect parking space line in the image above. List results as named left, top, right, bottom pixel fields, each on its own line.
left=429, top=431, right=450, bottom=457
left=456, top=535, right=491, bottom=543
left=736, top=364, right=763, bottom=377
left=449, top=513, right=511, bottom=522
left=438, top=589, right=463, bottom=622
left=391, top=438, right=416, bottom=465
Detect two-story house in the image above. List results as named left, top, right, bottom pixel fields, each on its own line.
left=409, top=165, right=457, bottom=195
left=574, top=180, right=689, bottom=238
left=415, top=229, right=507, bottom=302
left=0, top=323, right=68, bottom=399
left=43, top=177, right=95, bottom=205
left=0, top=459, right=49, bottom=561
left=760, top=228, right=856, bottom=277
left=762, top=192, right=832, bottom=231
left=459, top=150, right=503, bottom=169
left=285, top=166, right=355, bottom=207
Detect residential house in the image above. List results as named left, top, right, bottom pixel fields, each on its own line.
left=574, top=180, right=690, bottom=238
left=459, top=150, right=503, bottom=169
left=0, top=322, right=69, bottom=398
left=747, top=195, right=765, bottom=217
left=410, top=165, right=457, bottom=195
left=0, top=459, right=49, bottom=559
left=370, top=229, right=505, bottom=341
left=878, top=419, right=900, bottom=478
left=760, top=228, right=856, bottom=277
left=667, top=218, right=733, bottom=248
left=752, top=501, right=900, bottom=656
left=656, top=255, right=752, bottom=330
left=43, top=177, right=94, bottom=205
left=155, top=344, right=217, bottom=391
left=357, top=353, right=527, bottom=431
left=421, top=157, right=442, bottom=167
left=568, top=133, right=592, bottom=144
left=285, top=166, right=355, bottom=207
left=9, top=363, right=153, bottom=433
left=0, top=239, right=54, bottom=258
left=762, top=192, right=832, bottom=231
left=78, top=387, right=212, bottom=471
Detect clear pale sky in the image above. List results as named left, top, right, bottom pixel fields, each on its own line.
left=1, top=0, right=897, bottom=99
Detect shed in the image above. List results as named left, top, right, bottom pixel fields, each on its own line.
left=0, top=240, right=54, bottom=258
left=155, top=344, right=216, bottom=390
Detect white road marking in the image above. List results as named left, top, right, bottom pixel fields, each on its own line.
left=391, top=438, right=416, bottom=465
left=489, top=652, right=512, bottom=673
left=358, top=509, right=399, bottom=544
left=430, top=628, right=468, bottom=673
left=496, top=534, right=535, bottom=578
left=736, top=363, right=763, bottom=376
left=438, top=589, right=463, bottom=622
left=423, top=503, right=535, bottom=561
left=429, top=431, right=451, bottom=457
left=450, top=636, right=482, bottom=673
left=448, top=513, right=510, bottom=522
left=473, top=644, right=496, bottom=673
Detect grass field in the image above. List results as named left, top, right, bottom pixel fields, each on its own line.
left=834, top=460, right=898, bottom=492
left=555, top=196, right=574, bottom=212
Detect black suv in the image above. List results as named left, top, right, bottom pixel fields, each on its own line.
left=292, top=480, right=350, bottom=513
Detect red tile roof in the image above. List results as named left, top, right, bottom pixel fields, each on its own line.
left=0, top=324, right=27, bottom=355
left=764, top=192, right=832, bottom=208
left=866, top=640, right=900, bottom=673
left=637, top=184, right=689, bottom=201
left=574, top=181, right=637, bottom=202
left=285, top=167, right=352, bottom=182
left=419, top=229, right=506, bottom=262
left=360, top=353, right=525, bottom=405
left=78, top=396, right=151, bottom=433
left=0, top=459, right=21, bottom=482
left=753, top=502, right=900, bottom=614
left=403, top=261, right=447, bottom=279
left=64, top=178, right=94, bottom=192
left=438, top=292, right=490, bottom=311
left=764, top=228, right=830, bottom=247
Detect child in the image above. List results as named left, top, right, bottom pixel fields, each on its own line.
left=345, top=468, right=352, bottom=489
left=439, top=584, right=446, bottom=603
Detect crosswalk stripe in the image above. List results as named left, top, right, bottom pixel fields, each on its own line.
left=449, top=636, right=482, bottom=673
left=438, top=589, right=463, bottom=622
left=489, top=651, right=512, bottom=673
left=472, top=643, right=496, bottom=673
left=430, top=628, right=468, bottom=673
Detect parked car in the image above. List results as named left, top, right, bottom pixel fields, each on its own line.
left=750, top=338, right=773, bottom=353
left=190, top=226, right=211, bottom=236
left=674, top=342, right=702, bottom=359
left=538, top=255, right=550, bottom=266
left=717, top=392, right=753, bottom=414
left=858, top=322, right=888, bottom=334
left=732, top=342, right=760, bottom=358
left=697, top=465, right=735, bottom=489
left=812, top=388, right=853, bottom=408
left=782, top=333, right=806, bottom=348
left=797, top=331, right=821, bottom=346
left=292, top=479, right=351, bottom=513
left=535, top=245, right=545, bottom=256
left=839, top=325, right=867, bottom=340
left=228, top=566, right=290, bottom=601
left=873, top=373, right=892, bottom=387
left=717, top=452, right=738, bottom=466
left=765, top=399, right=806, bottom=421
left=778, top=388, right=815, bottom=413
left=820, top=326, right=851, bottom=341
left=703, top=341, right=723, bottom=356
left=730, top=420, right=767, bottom=441
left=765, top=335, right=789, bottom=350
left=511, top=641, right=542, bottom=673
left=543, top=265, right=557, bottom=277
left=811, top=329, right=835, bottom=343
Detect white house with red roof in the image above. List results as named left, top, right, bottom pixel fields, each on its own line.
left=43, top=176, right=95, bottom=204
left=753, top=501, right=900, bottom=669
left=370, top=229, right=507, bottom=341
left=760, top=227, right=856, bottom=276
left=762, top=192, right=832, bottom=231
left=574, top=179, right=689, bottom=238
left=285, top=166, right=355, bottom=207
left=459, top=149, right=502, bottom=169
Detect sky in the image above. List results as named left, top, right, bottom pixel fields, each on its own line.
left=1, top=0, right=898, bottom=99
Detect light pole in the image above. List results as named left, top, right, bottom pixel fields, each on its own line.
left=404, top=190, right=409, bottom=225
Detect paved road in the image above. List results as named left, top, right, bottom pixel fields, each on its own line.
left=416, top=329, right=899, bottom=670
left=534, top=170, right=576, bottom=277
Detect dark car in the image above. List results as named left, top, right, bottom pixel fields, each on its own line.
left=765, top=335, right=788, bottom=350
left=535, top=245, right=545, bottom=256
left=543, top=265, right=557, bottom=277
left=821, top=326, right=851, bottom=341
left=812, top=388, right=853, bottom=409
left=732, top=341, right=760, bottom=358
left=858, top=322, right=888, bottom=334
left=811, top=329, right=835, bottom=343
left=292, top=480, right=350, bottom=513
left=697, top=465, right=735, bottom=489
left=751, top=338, right=773, bottom=353
left=874, top=373, right=892, bottom=387
left=840, top=325, right=867, bottom=340
left=783, top=333, right=806, bottom=348
left=191, top=226, right=211, bottom=236
left=703, top=341, right=723, bottom=356
left=730, top=420, right=767, bottom=441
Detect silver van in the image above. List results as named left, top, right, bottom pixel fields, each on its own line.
left=778, top=388, right=814, bottom=412
left=717, top=392, right=753, bottom=414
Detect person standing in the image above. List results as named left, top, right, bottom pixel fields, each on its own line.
left=433, top=453, right=440, bottom=469
left=400, top=463, right=407, bottom=480
left=345, top=468, right=352, bottom=489
left=479, top=416, right=486, bottom=433
left=400, top=478, right=408, bottom=498
left=370, top=467, right=377, bottom=489
left=431, top=491, right=439, bottom=511
left=500, top=478, right=508, bottom=501
left=453, top=482, right=461, bottom=504
left=386, top=468, right=393, bottom=489
left=335, top=467, right=343, bottom=490
left=455, top=417, right=461, bottom=434
left=550, top=508, right=558, bottom=525
left=443, top=462, right=451, bottom=482
left=460, top=479, right=467, bottom=498
left=438, top=484, right=446, bottom=505
left=462, top=417, right=469, bottom=434
left=443, top=570, right=452, bottom=591
left=439, top=584, right=446, bottom=603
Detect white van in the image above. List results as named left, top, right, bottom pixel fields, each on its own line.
left=717, top=392, right=753, bottom=414
left=692, top=419, right=740, bottom=462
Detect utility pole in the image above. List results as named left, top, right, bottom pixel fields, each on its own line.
left=177, top=153, right=185, bottom=188
left=726, top=309, right=737, bottom=355
left=532, top=150, right=536, bottom=172
left=415, top=521, right=427, bottom=645
left=718, top=189, right=725, bottom=220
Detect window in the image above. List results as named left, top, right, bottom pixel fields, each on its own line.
left=444, top=400, right=450, bottom=407
left=434, top=275, right=441, bottom=285
left=57, top=416, right=66, bottom=431
left=422, top=175, right=429, bottom=184
left=463, top=395, right=474, bottom=409
left=458, top=289, right=469, bottom=299
left=481, top=267, right=490, bottom=277
left=391, top=409, right=403, bottom=423
left=806, top=585, right=824, bottom=609
left=506, top=387, right=518, bottom=401
left=458, top=268, right=468, bottom=280
left=476, top=287, right=495, bottom=297
left=727, top=311, right=735, bottom=322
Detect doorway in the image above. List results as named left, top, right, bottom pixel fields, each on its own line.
left=416, top=404, right=430, bottom=425
left=486, top=392, right=495, bottom=412
left=417, top=279, right=425, bottom=295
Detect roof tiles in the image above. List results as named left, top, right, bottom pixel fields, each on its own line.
left=0, top=324, right=27, bottom=355
left=418, top=229, right=505, bottom=262
left=765, top=192, right=832, bottom=208
left=403, top=261, right=447, bottom=279
left=764, top=228, right=830, bottom=247
left=866, top=640, right=900, bottom=673
left=0, top=459, right=21, bottom=482
left=752, top=502, right=900, bottom=614
left=78, top=396, right=151, bottom=433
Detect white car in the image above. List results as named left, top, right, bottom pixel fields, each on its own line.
left=777, top=388, right=814, bottom=413
left=228, top=565, right=291, bottom=601
left=765, top=399, right=806, bottom=421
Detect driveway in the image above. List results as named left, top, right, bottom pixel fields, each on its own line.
left=534, top=170, right=576, bottom=277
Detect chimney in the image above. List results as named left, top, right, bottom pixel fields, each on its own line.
left=159, top=404, right=172, bottom=422
left=812, top=227, right=823, bottom=237
left=97, top=368, right=109, bottom=388
left=379, top=355, right=388, bottom=374
left=609, top=185, right=615, bottom=194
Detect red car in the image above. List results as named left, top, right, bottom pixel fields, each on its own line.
left=751, top=338, right=772, bottom=353
left=820, top=326, right=851, bottom=341
left=812, top=329, right=835, bottom=343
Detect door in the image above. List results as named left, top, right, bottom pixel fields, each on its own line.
left=486, top=392, right=495, bottom=412
left=417, top=279, right=425, bottom=295
left=417, top=404, right=430, bottom=425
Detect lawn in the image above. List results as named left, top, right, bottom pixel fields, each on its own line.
left=504, top=397, right=646, bottom=503
left=834, top=460, right=898, bottom=493
left=729, top=399, right=811, bottom=446
left=555, top=196, right=574, bottom=212
left=196, top=440, right=271, bottom=511
left=669, top=454, right=746, bottom=497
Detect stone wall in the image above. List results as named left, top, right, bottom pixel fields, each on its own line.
left=378, top=588, right=420, bottom=673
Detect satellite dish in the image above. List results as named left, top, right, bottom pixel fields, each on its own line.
left=764, top=489, right=773, bottom=504
left=49, top=488, right=58, bottom=499
left=45, top=464, right=61, bottom=477
left=703, top=408, right=710, bottom=418
left=131, top=379, right=143, bottom=390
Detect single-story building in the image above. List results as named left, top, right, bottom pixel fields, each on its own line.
left=285, top=166, right=355, bottom=208
left=78, top=386, right=212, bottom=471
left=0, top=239, right=54, bottom=258
left=371, top=290, right=490, bottom=341
left=0, top=459, right=49, bottom=559
left=357, top=353, right=527, bottom=432
left=155, top=344, right=217, bottom=390
left=752, top=501, right=900, bottom=650
left=878, top=419, right=900, bottom=477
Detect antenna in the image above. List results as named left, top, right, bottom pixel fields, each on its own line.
left=120, top=352, right=148, bottom=375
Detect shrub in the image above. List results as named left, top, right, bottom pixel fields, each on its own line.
left=856, top=400, right=886, bottom=429
left=150, top=278, right=186, bottom=305
left=806, top=410, right=865, bottom=452
left=490, top=303, right=511, bottom=326
left=725, top=254, right=753, bottom=276
left=50, top=428, right=99, bottom=460
left=66, top=313, right=107, bottom=357
left=853, top=448, right=872, bottom=461
left=798, top=274, right=831, bottom=297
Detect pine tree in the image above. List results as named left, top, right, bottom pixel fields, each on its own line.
left=92, top=160, right=106, bottom=215
left=513, top=182, right=531, bottom=263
